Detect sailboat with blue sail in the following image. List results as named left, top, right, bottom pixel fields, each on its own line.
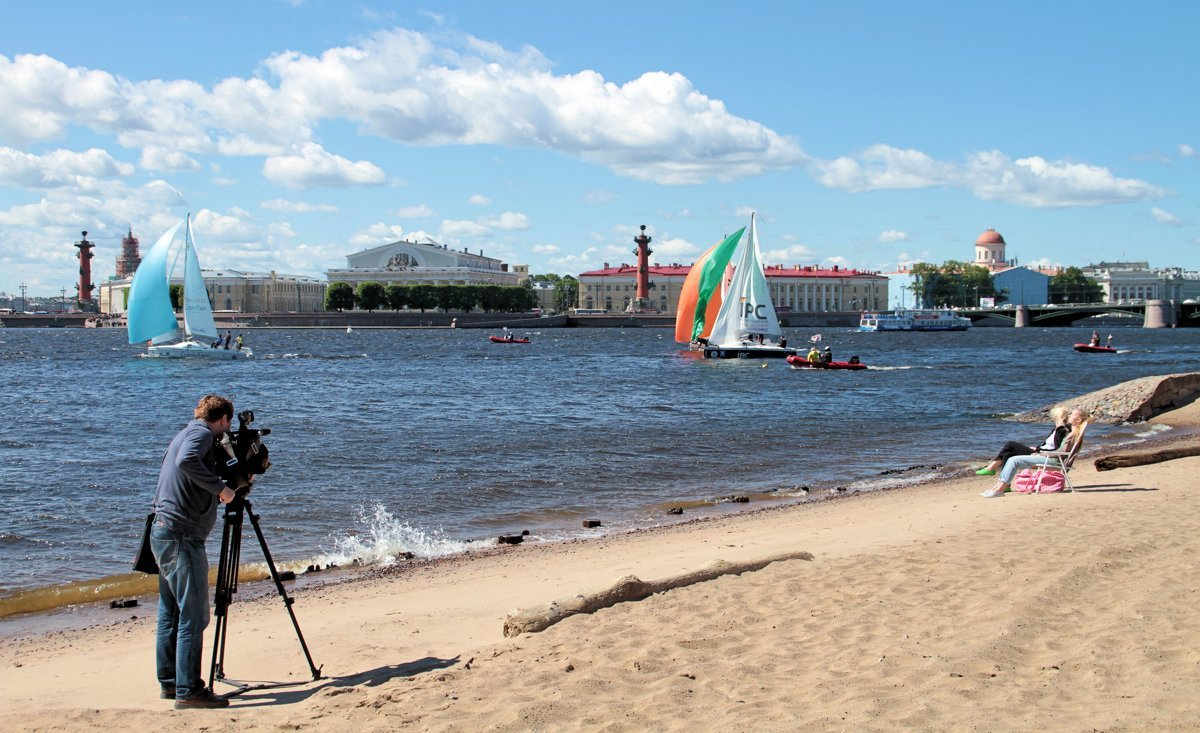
left=127, top=215, right=252, bottom=359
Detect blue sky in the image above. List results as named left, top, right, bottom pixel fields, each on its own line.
left=1, top=0, right=1196, bottom=296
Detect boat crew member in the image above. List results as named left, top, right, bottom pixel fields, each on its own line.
left=1106, top=334, right=1113, bottom=347
left=822, top=346, right=833, bottom=363
left=1089, top=330, right=1100, bottom=347
left=234, top=334, right=243, bottom=351
left=806, top=346, right=821, bottom=363
left=149, top=395, right=238, bottom=709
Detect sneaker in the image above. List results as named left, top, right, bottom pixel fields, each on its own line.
left=974, top=468, right=996, bottom=476
left=174, top=690, right=229, bottom=709
left=160, top=686, right=176, bottom=700
left=980, top=488, right=1005, bottom=498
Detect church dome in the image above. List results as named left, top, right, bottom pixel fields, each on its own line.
left=975, top=228, right=1005, bottom=245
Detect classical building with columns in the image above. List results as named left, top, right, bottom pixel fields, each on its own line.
left=325, top=237, right=520, bottom=288
left=577, top=261, right=887, bottom=313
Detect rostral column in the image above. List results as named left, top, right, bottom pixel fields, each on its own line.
left=74, top=230, right=96, bottom=311
left=629, top=225, right=653, bottom=312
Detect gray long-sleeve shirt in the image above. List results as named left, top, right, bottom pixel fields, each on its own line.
left=152, top=419, right=229, bottom=539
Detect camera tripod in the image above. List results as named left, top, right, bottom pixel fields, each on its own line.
left=208, top=493, right=322, bottom=696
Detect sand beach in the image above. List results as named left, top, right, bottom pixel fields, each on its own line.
left=2, top=402, right=1199, bottom=732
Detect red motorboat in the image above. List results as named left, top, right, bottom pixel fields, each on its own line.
left=1073, top=343, right=1116, bottom=353
left=489, top=335, right=530, bottom=344
left=786, top=355, right=868, bottom=370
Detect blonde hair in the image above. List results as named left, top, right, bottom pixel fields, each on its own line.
left=1049, top=406, right=1068, bottom=423
left=194, top=394, right=233, bottom=422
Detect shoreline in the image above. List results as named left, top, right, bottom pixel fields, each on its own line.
left=2, top=391, right=1199, bottom=729
left=2, top=407, right=1197, bottom=637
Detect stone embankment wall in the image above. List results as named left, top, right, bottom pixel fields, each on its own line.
left=1017, top=372, right=1200, bottom=424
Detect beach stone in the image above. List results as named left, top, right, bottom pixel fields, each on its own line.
left=582, top=519, right=601, bottom=528
left=498, top=534, right=524, bottom=545
left=731, top=495, right=749, bottom=503
left=667, top=507, right=683, bottom=515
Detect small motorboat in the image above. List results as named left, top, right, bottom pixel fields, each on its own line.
left=786, top=355, right=867, bottom=370
left=489, top=335, right=530, bottom=344
left=1073, top=343, right=1116, bottom=353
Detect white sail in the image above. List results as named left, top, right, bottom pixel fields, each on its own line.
left=181, top=216, right=218, bottom=342
left=706, top=214, right=782, bottom=346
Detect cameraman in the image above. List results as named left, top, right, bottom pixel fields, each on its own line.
left=149, top=394, right=237, bottom=709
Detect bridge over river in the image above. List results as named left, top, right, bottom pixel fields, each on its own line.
left=959, top=300, right=1200, bottom=328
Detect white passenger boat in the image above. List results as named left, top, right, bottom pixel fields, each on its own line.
left=858, top=309, right=972, bottom=332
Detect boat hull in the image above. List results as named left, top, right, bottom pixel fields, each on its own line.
left=489, top=336, right=530, bottom=344
left=147, top=340, right=253, bottom=359
left=785, top=355, right=867, bottom=370
left=1073, top=344, right=1116, bottom=353
left=703, top=344, right=794, bottom=359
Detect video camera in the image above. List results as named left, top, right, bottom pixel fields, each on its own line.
left=216, top=410, right=272, bottom=492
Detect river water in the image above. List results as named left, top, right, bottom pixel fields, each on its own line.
left=0, top=324, right=1194, bottom=621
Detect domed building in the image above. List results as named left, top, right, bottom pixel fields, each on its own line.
left=974, top=228, right=1007, bottom=269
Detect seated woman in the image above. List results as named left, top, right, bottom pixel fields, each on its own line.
left=981, top=408, right=1089, bottom=497
left=974, top=407, right=1069, bottom=476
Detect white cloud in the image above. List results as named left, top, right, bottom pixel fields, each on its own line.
left=1152, top=207, right=1183, bottom=226
left=261, top=198, right=338, bottom=213
left=441, top=219, right=491, bottom=237
left=396, top=204, right=434, bottom=217
left=481, top=211, right=531, bottom=230
left=468, top=194, right=491, bottom=205
left=193, top=207, right=258, bottom=243
left=262, top=143, right=386, bottom=188
left=651, top=237, right=698, bottom=259
left=0, top=146, right=133, bottom=187
left=348, top=222, right=407, bottom=249
left=1180, top=144, right=1196, bottom=159
left=532, top=243, right=560, bottom=254
left=879, top=230, right=909, bottom=243
left=811, top=145, right=1167, bottom=207
left=762, top=244, right=816, bottom=265
left=139, top=146, right=200, bottom=172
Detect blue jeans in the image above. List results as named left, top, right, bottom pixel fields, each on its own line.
left=151, top=523, right=211, bottom=698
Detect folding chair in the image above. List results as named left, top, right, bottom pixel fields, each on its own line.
left=1032, top=421, right=1088, bottom=493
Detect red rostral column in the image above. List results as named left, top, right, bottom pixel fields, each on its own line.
left=74, top=230, right=96, bottom=309
left=631, top=224, right=653, bottom=312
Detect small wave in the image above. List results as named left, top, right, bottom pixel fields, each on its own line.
left=1134, top=423, right=1173, bottom=439
left=265, top=353, right=370, bottom=360
left=312, top=503, right=471, bottom=569
left=866, top=365, right=915, bottom=371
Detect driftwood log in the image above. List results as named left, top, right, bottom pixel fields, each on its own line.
left=502, top=550, right=814, bottom=637
left=1094, top=443, right=1200, bottom=471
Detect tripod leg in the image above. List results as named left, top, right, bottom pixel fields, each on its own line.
left=208, top=501, right=244, bottom=692
left=243, top=500, right=323, bottom=681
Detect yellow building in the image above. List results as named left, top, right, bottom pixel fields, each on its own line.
left=98, top=270, right=327, bottom=315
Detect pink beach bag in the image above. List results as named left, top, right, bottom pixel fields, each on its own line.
left=1011, top=468, right=1066, bottom=494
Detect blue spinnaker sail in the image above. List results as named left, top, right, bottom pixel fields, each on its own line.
left=127, top=220, right=183, bottom=344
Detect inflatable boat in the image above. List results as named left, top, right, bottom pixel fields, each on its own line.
left=489, top=335, right=530, bottom=344
left=1073, top=343, right=1116, bottom=353
left=786, top=355, right=868, bottom=370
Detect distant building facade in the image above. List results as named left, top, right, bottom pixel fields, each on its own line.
left=578, top=261, right=887, bottom=313
left=1081, top=262, right=1200, bottom=303
left=993, top=266, right=1051, bottom=306
left=98, top=270, right=326, bottom=314
left=326, top=238, right=521, bottom=288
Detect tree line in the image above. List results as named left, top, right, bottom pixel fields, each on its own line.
left=325, top=282, right=538, bottom=313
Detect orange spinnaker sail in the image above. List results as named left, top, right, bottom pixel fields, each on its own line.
left=673, top=228, right=744, bottom=343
